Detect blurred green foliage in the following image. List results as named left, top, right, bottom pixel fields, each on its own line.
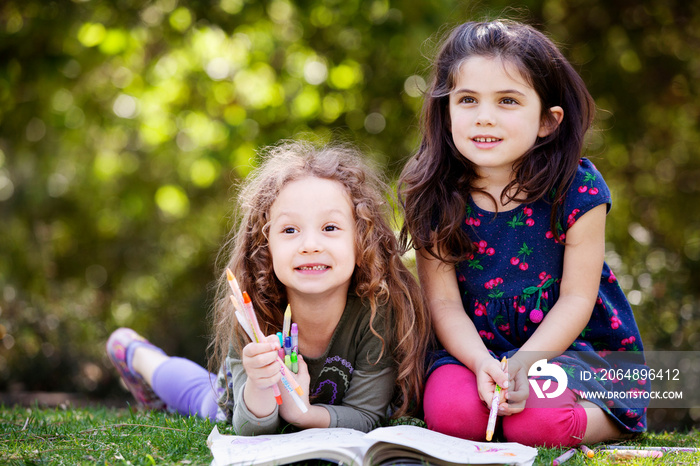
left=0, top=0, right=699, bottom=425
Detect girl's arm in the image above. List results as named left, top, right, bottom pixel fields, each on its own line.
left=279, top=297, right=397, bottom=432
left=282, top=359, right=395, bottom=432
left=228, top=359, right=280, bottom=434
left=417, top=248, right=508, bottom=397
left=276, top=355, right=331, bottom=430
left=227, top=336, right=285, bottom=435
left=516, top=203, right=607, bottom=366
left=241, top=337, right=285, bottom=417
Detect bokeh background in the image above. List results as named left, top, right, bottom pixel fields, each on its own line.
left=1, top=0, right=698, bottom=430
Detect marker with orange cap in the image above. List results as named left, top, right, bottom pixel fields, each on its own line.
left=225, top=270, right=306, bottom=411
left=579, top=445, right=594, bottom=458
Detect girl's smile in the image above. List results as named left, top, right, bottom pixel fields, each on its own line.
left=471, top=136, right=503, bottom=149
left=295, top=263, right=330, bottom=273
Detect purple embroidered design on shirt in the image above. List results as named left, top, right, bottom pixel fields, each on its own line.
left=325, top=355, right=354, bottom=373
left=312, top=380, right=339, bottom=404
left=311, top=355, right=354, bottom=405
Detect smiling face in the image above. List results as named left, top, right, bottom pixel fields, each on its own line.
left=449, top=55, right=561, bottom=179
left=267, top=176, right=357, bottom=303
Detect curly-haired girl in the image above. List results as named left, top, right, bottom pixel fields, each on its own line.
left=107, top=140, right=432, bottom=435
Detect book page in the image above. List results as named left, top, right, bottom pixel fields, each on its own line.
left=207, top=425, right=538, bottom=466
left=208, top=426, right=374, bottom=466
left=364, top=425, right=537, bottom=466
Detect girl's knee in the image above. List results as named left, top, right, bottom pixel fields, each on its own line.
left=578, top=401, right=624, bottom=444
left=502, top=404, right=586, bottom=447
left=424, top=396, right=488, bottom=440
left=423, top=365, right=488, bottom=440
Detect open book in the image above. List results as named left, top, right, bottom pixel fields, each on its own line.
left=208, top=424, right=538, bottom=466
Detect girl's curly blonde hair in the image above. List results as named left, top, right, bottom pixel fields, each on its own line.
left=208, top=140, right=432, bottom=418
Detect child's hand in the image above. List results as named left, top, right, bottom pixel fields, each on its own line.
left=278, top=354, right=311, bottom=422
left=475, top=357, right=509, bottom=410
left=499, top=357, right=529, bottom=415
left=241, top=335, right=282, bottom=392
left=293, top=354, right=311, bottom=398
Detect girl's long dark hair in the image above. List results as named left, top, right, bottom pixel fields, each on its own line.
left=399, top=20, right=595, bottom=262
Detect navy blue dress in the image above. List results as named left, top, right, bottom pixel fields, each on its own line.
left=428, top=158, right=648, bottom=433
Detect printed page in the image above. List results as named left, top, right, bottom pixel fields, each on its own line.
left=208, top=426, right=375, bottom=466
left=364, top=425, right=538, bottom=466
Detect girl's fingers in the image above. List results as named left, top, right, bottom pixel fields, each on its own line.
left=295, top=354, right=307, bottom=374
left=242, top=336, right=287, bottom=389
left=475, top=359, right=508, bottom=404
left=483, top=361, right=508, bottom=389
left=242, top=340, right=284, bottom=382
left=242, top=340, right=280, bottom=359
left=264, top=334, right=281, bottom=347
left=245, top=357, right=283, bottom=389
left=243, top=354, right=278, bottom=374
left=254, top=369, right=282, bottom=387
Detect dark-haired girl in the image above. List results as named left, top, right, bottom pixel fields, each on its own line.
left=399, top=20, right=647, bottom=446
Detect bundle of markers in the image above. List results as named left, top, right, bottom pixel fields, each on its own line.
left=225, top=268, right=307, bottom=413
left=277, top=305, right=299, bottom=374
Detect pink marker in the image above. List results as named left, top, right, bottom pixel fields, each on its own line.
left=552, top=448, right=576, bottom=466
left=291, top=323, right=298, bottom=351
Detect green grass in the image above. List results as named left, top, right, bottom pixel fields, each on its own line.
left=1, top=404, right=699, bottom=465
left=1, top=404, right=215, bottom=465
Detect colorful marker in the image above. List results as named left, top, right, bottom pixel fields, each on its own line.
left=602, top=445, right=700, bottom=453
left=485, top=357, right=507, bottom=441
left=226, top=270, right=305, bottom=411
left=485, top=386, right=501, bottom=441
left=241, top=292, right=262, bottom=341
left=227, top=276, right=285, bottom=407
left=232, top=303, right=253, bottom=339
left=225, top=268, right=246, bottom=312
left=233, top=308, right=282, bottom=405
left=271, top=384, right=283, bottom=405
left=607, top=450, right=663, bottom=459
left=291, top=323, right=298, bottom=351
left=579, top=445, right=594, bottom=458
left=279, top=372, right=307, bottom=412
left=277, top=356, right=303, bottom=396
left=282, top=304, right=291, bottom=338
left=276, top=331, right=283, bottom=346
left=276, top=332, right=285, bottom=359
left=291, top=351, right=298, bottom=373
left=552, top=448, right=576, bottom=466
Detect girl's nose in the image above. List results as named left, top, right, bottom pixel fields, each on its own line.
left=299, top=232, right=322, bottom=253
left=475, top=105, right=495, bottom=126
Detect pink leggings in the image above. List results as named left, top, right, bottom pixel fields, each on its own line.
left=424, top=364, right=587, bottom=447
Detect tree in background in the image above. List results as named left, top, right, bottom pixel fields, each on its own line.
left=1, top=0, right=698, bottom=429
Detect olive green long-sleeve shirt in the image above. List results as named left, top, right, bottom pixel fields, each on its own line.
left=216, top=293, right=396, bottom=435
